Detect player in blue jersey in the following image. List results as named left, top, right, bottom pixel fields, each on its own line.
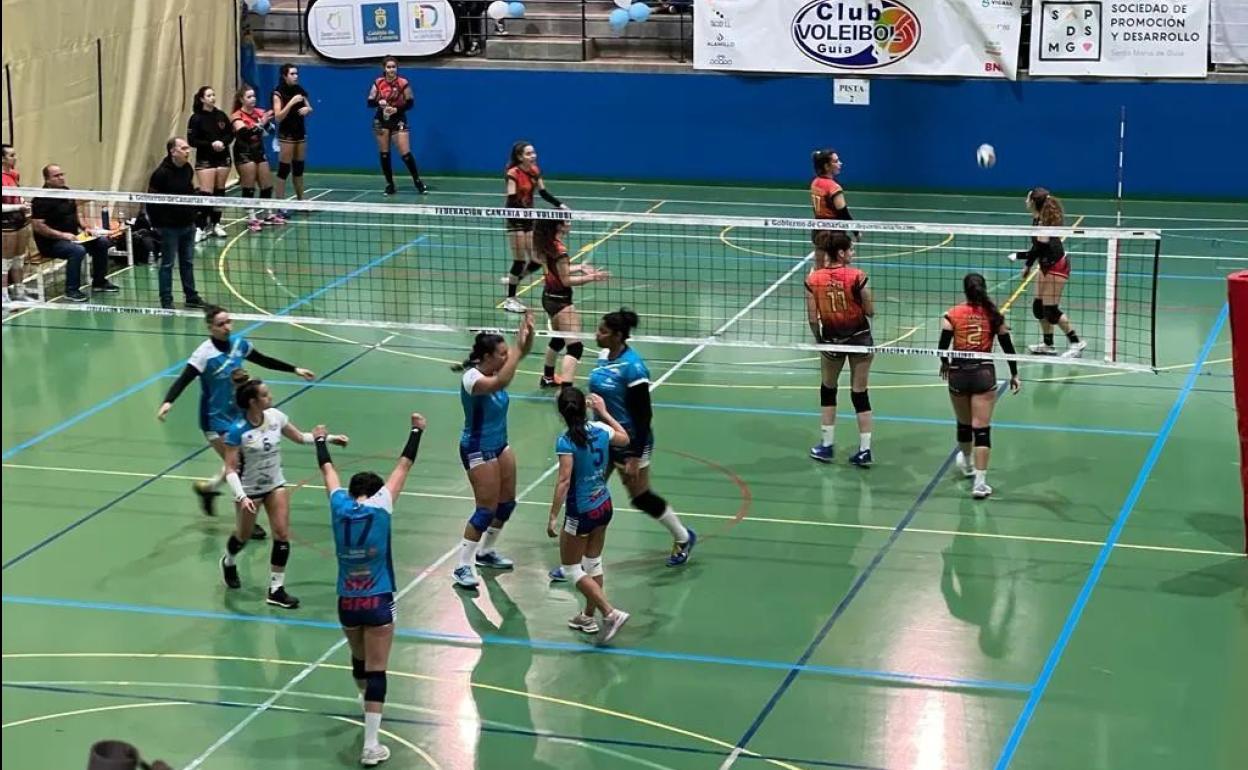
left=313, top=411, right=426, bottom=768
left=546, top=387, right=632, bottom=642
left=550, top=308, right=694, bottom=579
left=219, top=378, right=348, bottom=609
left=156, top=305, right=315, bottom=539
left=451, top=312, right=535, bottom=588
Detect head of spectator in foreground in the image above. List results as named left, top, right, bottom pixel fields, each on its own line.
left=41, top=164, right=67, bottom=189
left=166, top=137, right=191, bottom=167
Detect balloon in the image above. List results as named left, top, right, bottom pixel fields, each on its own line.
left=508, top=1, right=525, bottom=17
left=628, top=2, right=651, bottom=22
left=252, top=0, right=270, bottom=14
left=608, top=7, right=629, bottom=30
left=613, top=0, right=631, bottom=8
left=487, top=0, right=509, bottom=20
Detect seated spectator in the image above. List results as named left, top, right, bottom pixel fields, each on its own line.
left=30, top=165, right=118, bottom=302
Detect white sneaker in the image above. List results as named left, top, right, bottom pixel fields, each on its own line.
left=212, top=223, right=228, bottom=238
left=955, top=451, right=975, bottom=478
left=599, top=609, right=630, bottom=643
left=195, top=228, right=208, bottom=243
left=568, top=613, right=600, bottom=633
left=972, top=482, right=993, bottom=499
left=360, top=743, right=390, bottom=767
left=1028, top=343, right=1056, bottom=355
left=502, top=297, right=527, bottom=314
left=1063, top=341, right=1088, bottom=359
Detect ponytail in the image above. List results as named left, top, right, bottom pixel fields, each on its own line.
left=557, top=386, right=589, bottom=448
left=962, top=273, right=1004, bottom=330
left=1029, top=186, right=1064, bottom=227
left=600, top=307, right=640, bottom=341
left=450, top=331, right=506, bottom=372
left=234, top=376, right=263, bottom=411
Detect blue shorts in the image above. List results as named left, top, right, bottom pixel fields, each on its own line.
left=563, top=499, right=614, bottom=537
left=337, top=593, right=395, bottom=628
left=609, top=436, right=654, bottom=471
left=459, top=443, right=509, bottom=470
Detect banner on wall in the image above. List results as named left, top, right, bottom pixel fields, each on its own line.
left=306, top=0, right=456, bottom=60
left=1028, top=0, right=1210, bottom=77
left=693, top=0, right=1024, bottom=79
left=1212, top=0, right=1248, bottom=65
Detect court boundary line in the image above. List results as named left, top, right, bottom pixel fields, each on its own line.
left=991, top=303, right=1231, bottom=770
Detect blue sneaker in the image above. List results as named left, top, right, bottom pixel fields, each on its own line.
left=666, top=527, right=697, bottom=567
left=548, top=566, right=567, bottom=582
left=849, top=449, right=873, bottom=467
left=452, top=565, right=479, bottom=588
left=809, top=444, right=834, bottom=463
left=475, top=550, right=514, bottom=569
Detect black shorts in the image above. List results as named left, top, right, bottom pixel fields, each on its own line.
left=338, top=593, right=395, bottom=627
left=245, top=484, right=284, bottom=502
left=277, top=125, right=306, bottom=142
left=373, top=112, right=409, bottom=133
left=195, top=150, right=231, bottom=170
left=233, top=145, right=267, bottom=167
left=1, top=212, right=27, bottom=233
left=948, top=363, right=997, bottom=396
left=505, top=217, right=534, bottom=233
left=542, top=289, right=573, bottom=318
left=820, top=329, right=874, bottom=361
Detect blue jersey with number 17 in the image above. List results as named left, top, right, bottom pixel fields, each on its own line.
left=555, top=421, right=614, bottom=515
left=331, top=487, right=395, bottom=597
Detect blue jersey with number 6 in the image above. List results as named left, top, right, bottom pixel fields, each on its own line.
left=331, top=487, right=395, bottom=597
left=555, top=421, right=614, bottom=516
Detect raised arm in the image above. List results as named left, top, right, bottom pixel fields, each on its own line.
left=312, top=424, right=342, bottom=498
left=470, top=313, right=535, bottom=395
left=384, top=413, right=427, bottom=500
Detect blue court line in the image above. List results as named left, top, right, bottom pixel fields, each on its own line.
left=0, top=683, right=887, bottom=770
left=0, top=235, right=427, bottom=462
left=724, top=381, right=1009, bottom=757
left=991, top=304, right=1230, bottom=770
left=0, top=594, right=1031, bottom=695
left=230, top=376, right=1157, bottom=438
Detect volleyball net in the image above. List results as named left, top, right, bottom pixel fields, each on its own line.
left=7, top=187, right=1161, bottom=371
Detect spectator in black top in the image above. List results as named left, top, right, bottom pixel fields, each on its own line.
left=148, top=137, right=206, bottom=310
left=188, top=85, right=233, bottom=240
left=30, top=165, right=118, bottom=302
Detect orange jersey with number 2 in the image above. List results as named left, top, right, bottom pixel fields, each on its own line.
left=945, top=303, right=998, bottom=353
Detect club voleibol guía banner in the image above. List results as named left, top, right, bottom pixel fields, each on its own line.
left=693, top=0, right=1025, bottom=79
left=1028, top=0, right=1210, bottom=76
left=307, top=0, right=456, bottom=60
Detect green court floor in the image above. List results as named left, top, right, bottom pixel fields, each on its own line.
left=2, top=175, right=1244, bottom=770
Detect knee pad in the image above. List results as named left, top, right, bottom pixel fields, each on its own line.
left=468, top=505, right=494, bottom=533
left=213, top=187, right=226, bottom=197
left=352, top=657, right=366, bottom=680
left=581, top=555, right=603, bottom=578
left=566, top=341, right=584, bottom=361
left=562, top=563, right=586, bottom=584
left=271, top=539, right=291, bottom=568
left=1044, top=305, right=1063, bottom=324
left=260, top=187, right=273, bottom=199
left=631, top=491, right=666, bottom=518
left=850, top=389, right=871, bottom=414
left=956, top=422, right=972, bottom=444
left=1032, top=298, right=1045, bottom=320
left=291, top=160, right=305, bottom=177
left=277, top=162, right=292, bottom=180
left=973, top=427, right=991, bottom=448
left=495, top=500, right=517, bottom=523
left=241, top=187, right=256, bottom=199
left=820, top=384, right=838, bottom=407
left=363, top=671, right=387, bottom=703
left=547, top=337, right=566, bottom=353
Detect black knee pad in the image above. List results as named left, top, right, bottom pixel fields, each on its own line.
left=631, top=491, right=667, bottom=518
left=241, top=187, right=256, bottom=199
left=547, top=337, right=566, bottom=353
left=850, top=389, right=871, bottom=413
left=972, top=427, right=991, bottom=448
left=291, top=160, right=305, bottom=177
left=271, top=539, right=291, bottom=568
left=364, top=671, right=387, bottom=703
left=277, top=162, right=292, bottom=180
left=260, top=187, right=273, bottom=199
left=1032, top=298, right=1045, bottom=320
left=352, top=657, right=366, bottom=680
left=820, top=384, right=837, bottom=407
left=956, top=422, right=972, bottom=444
left=213, top=187, right=226, bottom=197
left=226, top=534, right=246, bottom=556
left=1044, top=305, right=1063, bottom=324
left=566, top=341, right=584, bottom=360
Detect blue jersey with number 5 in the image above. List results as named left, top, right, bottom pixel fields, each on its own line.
left=555, top=421, right=614, bottom=516
left=331, top=487, right=395, bottom=597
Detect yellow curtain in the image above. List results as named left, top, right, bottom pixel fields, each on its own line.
left=1, top=0, right=236, bottom=191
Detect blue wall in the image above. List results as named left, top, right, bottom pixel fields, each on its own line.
left=257, top=63, right=1248, bottom=198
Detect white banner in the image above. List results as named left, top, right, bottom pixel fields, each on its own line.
left=693, top=0, right=1024, bottom=79
left=306, top=0, right=456, bottom=60
left=1028, top=0, right=1210, bottom=77
left=1212, top=0, right=1248, bottom=65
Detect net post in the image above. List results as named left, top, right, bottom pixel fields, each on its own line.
left=1151, top=238, right=1161, bottom=370
left=1104, top=237, right=1120, bottom=363
left=1229, top=271, right=1248, bottom=554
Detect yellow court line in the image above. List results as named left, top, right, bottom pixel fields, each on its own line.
left=4, top=462, right=1241, bottom=558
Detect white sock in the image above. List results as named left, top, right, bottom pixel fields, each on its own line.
left=363, top=710, right=382, bottom=749
left=859, top=432, right=872, bottom=452
left=207, top=467, right=226, bottom=490
left=222, top=550, right=236, bottom=567
left=821, top=424, right=835, bottom=448
left=269, top=571, right=284, bottom=590
left=657, top=508, right=689, bottom=543
left=458, top=537, right=480, bottom=568
left=480, top=526, right=501, bottom=554
left=974, top=469, right=987, bottom=487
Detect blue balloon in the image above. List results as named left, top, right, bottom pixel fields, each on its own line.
left=628, top=2, right=651, bottom=22
left=508, top=1, right=525, bottom=17
left=608, top=7, right=629, bottom=30
left=252, top=0, right=270, bottom=14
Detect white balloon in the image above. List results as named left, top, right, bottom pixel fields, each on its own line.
left=614, top=0, right=631, bottom=8
left=488, top=0, right=509, bottom=20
